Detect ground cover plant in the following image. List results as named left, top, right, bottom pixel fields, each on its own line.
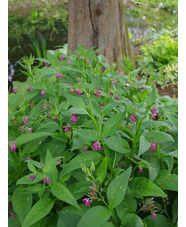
left=137, top=31, right=178, bottom=89
left=8, top=45, right=178, bottom=227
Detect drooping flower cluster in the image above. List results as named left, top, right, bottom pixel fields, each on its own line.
left=28, top=175, right=36, bottom=181
left=82, top=198, right=91, bottom=207
left=63, top=126, right=71, bottom=133
left=92, top=141, right=101, bottom=150
left=8, top=141, right=16, bottom=152
left=115, top=95, right=119, bottom=100
left=139, top=165, right=143, bottom=172
left=130, top=112, right=137, bottom=123
left=69, top=113, right=78, bottom=123
left=26, top=85, right=32, bottom=92
left=41, top=90, right=46, bottom=95
left=113, top=81, right=118, bottom=85
left=109, top=91, right=113, bottom=95
left=56, top=72, right=63, bottom=78
left=43, top=177, right=51, bottom=184
left=59, top=56, right=64, bottom=61
left=23, top=116, right=30, bottom=125
left=11, top=87, right=18, bottom=94
left=76, top=89, right=84, bottom=96
left=44, top=62, right=51, bottom=67
left=95, top=87, right=102, bottom=98
left=56, top=159, right=63, bottom=166
left=142, top=197, right=159, bottom=219
left=149, top=141, right=158, bottom=152
left=152, top=107, right=158, bottom=120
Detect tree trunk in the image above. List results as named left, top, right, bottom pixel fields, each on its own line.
left=68, top=0, right=132, bottom=63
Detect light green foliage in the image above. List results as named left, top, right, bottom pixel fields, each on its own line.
left=138, top=34, right=178, bottom=88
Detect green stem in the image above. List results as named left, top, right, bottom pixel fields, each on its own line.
left=56, top=78, right=59, bottom=97
left=110, top=208, right=119, bottom=227
left=102, top=144, right=112, bottom=172
left=88, top=96, right=99, bottom=131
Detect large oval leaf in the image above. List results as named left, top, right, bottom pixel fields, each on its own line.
left=12, top=186, right=32, bottom=224
left=121, top=213, right=144, bottom=227
left=154, top=169, right=178, bottom=191
left=107, top=166, right=132, bottom=208
left=103, top=112, right=125, bottom=132
left=77, top=206, right=112, bottom=227
left=22, top=198, right=54, bottom=227
left=16, top=132, right=52, bottom=145
left=60, top=152, right=103, bottom=178
left=133, top=177, right=167, bottom=198
left=145, top=131, right=174, bottom=143
left=51, top=182, right=80, bottom=209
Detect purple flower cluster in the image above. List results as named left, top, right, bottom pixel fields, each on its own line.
left=115, top=95, right=119, bottom=100
left=44, top=62, right=51, bottom=67
left=56, top=159, right=63, bottom=166
left=59, top=56, right=64, bottom=61
left=152, top=107, right=158, bottom=120
left=8, top=141, right=16, bottom=152
left=76, top=89, right=84, bottom=96
left=43, top=177, right=51, bottom=184
left=11, top=87, right=18, bottom=94
left=56, top=72, right=63, bottom=78
left=23, top=116, right=30, bottom=125
left=69, top=113, right=78, bottom=123
left=92, top=141, right=101, bottom=150
left=41, top=90, right=46, bottom=95
left=113, top=81, right=118, bottom=85
left=130, top=112, right=136, bottom=123
left=82, top=198, right=91, bottom=207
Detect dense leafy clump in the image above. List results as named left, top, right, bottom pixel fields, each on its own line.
left=8, top=45, right=178, bottom=227
left=137, top=34, right=178, bottom=88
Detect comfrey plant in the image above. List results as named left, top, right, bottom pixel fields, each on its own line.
left=8, top=45, right=178, bottom=227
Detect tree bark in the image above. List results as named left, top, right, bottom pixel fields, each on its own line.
left=68, top=0, right=132, bottom=63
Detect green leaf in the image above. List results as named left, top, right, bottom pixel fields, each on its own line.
left=154, top=169, right=178, bottom=191
left=172, top=196, right=178, bottom=223
left=51, top=182, right=80, bottom=209
left=138, top=136, right=151, bottom=156
left=116, top=189, right=137, bottom=220
left=12, top=186, right=32, bottom=224
left=17, top=173, right=43, bottom=185
left=52, top=132, right=68, bottom=143
left=65, top=93, right=86, bottom=111
left=135, top=156, right=160, bottom=182
left=9, top=93, right=23, bottom=111
left=57, top=211, right=81, bottom=227
left=68, top=181, right=92, bottom=200
left=121, top=213, right=144, bottom=227
left=69, top=106, right=88, bottom=115
left=96, top=157, right=107, bottom=183
left=165, top=150, right=178, bottom=158
left=102, top=222, right=115, bottom=227
left=107, top=166, right=132, bottom=208
left=22, top=198, right=54, bottom=227
left=103, top=112, right=125, bottom=132
left=104, top=134, right=130, bottom=154
left=60, top=152, right=103, bottom=178
left=145, top=131, right=174, bottom=143
left=143, top=214, right=172, bottom=227
left=146, top=87, right=156, bottom=106
left=75, top=129, right=101, bottom=141
left=165, top=112, right=178, bottom=130
left=77, top=206, right=112, bottom=227
left=16, top=132, right=52, bottom=145
left=133, top=177, right=167, bottom=198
